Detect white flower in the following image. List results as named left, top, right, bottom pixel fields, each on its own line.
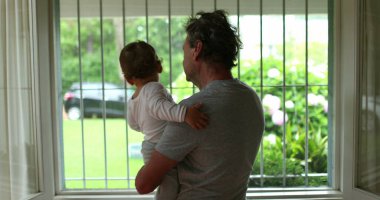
left=290, top=65, right=297, bottom=72
left=323, top=100, right=328, bottom=113
left=308, top=93, right=327, bottom=106
left=266, top=134, right=277, bottom=145
left=268, top=68, right=281, bottom=78
left=285, top=100, right=294, bottom=109
left=309, top=64, right=327, bottom=79
left=272, top=110, right=288, bottom=126
left=308, top=93, right=319, bottom=106
left=316, top=95, right=326, bottom=104
left=292, top=60, right=300, bottom=66
left=262, top=94, right=281, bottom=115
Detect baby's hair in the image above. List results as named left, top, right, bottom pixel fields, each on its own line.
left=119, top=41, right=162, bottom=80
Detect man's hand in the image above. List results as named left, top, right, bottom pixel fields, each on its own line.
left=135, top=150, right=178, bottom=194
left=184, top=103, right=209, bottom=130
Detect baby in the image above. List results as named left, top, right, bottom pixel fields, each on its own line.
left=119, top=41, right=208, bottom=199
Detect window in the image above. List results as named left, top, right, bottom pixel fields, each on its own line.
left=57, top=0, right=330, bottom=192
left=6, top=0, right=379, bottom=199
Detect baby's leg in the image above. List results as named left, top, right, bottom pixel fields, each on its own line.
left=155, top=167, right=179, bottom=200
left=141, top=140, right=156, bottom=164
left=141, top=140, right=179, bottom=199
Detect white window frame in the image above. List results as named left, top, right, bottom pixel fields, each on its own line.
left=340, top=0, right=380, bottom=199
left=30, top=0, right=55, bottom=199
left=32, top=0, right=374, bottom=199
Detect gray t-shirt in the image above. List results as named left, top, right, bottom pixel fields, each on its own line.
left=156, top=79, right=265, bottom=200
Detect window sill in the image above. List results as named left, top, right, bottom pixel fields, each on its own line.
left=53, top=188, right=343, bottom=200
left=54, top=195, right=153, bottom=200
left=247, top=188, right=343, bottom=199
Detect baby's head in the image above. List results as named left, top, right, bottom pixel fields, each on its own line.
left=119, top=41, right=162, bottom=82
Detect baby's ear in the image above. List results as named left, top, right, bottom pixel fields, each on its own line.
left=126, top=78, right=134, bottom=85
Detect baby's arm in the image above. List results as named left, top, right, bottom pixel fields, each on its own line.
left=147, top=82, right=208, bottom=129
left=184, top=103, right=208, bottom=130
left=150, top=96, right=209, bottom=130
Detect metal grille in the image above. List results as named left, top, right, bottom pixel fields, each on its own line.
left=58, top=0, right=330, bottom=190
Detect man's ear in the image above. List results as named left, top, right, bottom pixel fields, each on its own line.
left=192, top=40, right=203, bottom=60
left=157, top=64, right=163, bottom=73
left=126, top=78, right=134, bottom=85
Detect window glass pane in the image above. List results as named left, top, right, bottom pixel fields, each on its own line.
left=63, top=120, right=84, bottom=189
left=308, top=0, right=328, bottom=86
left=171, top=0, right=192, bottom=93
left=262, top=0, right=283, bottom=87
left=60, top=0, right=144, bottom=190
left=79, top=0, right=102, bottom=82
left=194, top=0, right=215, bottom=13
left=239, top=0, right=260, bottom=86
left=148, top=0, right=170, bottom=86
left=124, top=0, right=147, bottom=43
left=60, top=0, right=79, bottom=94
left=308, top=86, right=328, bottom=186
left=307, top=14, right=328, bottom=86
left=58, top=0, right=331, bottom=190
left=261, top=87, right=285, bottom=186
left=285, top=86, right=306, bottom=186
left=285, top=0, right=306, bottom=85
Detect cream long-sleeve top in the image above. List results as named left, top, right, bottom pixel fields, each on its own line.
left=127, top=82, right=187, bottom=143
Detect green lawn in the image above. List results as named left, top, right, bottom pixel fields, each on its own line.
left=62, top=119, right=144, bottom=189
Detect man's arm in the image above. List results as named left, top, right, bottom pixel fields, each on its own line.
left=135, top=150, right=178, bottom=194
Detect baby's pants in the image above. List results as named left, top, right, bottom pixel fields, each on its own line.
left=141, top=140, right=179, bottom=200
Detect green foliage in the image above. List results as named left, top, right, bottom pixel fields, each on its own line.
left=60, top=19, right=122, bottom=93
left=147, top=17, right=188, bottom=87
left=60, top=17, right=187, bottom=94
left=250, top=127, right=328, bottom=187
left=236, top=38, right=329, bottom=187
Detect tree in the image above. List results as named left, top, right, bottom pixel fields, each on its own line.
left=60, top=16, right=187, bottom=94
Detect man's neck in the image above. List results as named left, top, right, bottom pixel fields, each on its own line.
left=198, top=63, right=233, bottom=89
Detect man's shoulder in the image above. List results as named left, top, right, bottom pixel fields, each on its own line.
left=179, top=91, right=204, bottom=105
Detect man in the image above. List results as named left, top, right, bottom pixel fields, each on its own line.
left=135, top=10, right=265, bottom=200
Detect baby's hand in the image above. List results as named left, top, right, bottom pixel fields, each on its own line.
left=184, top=103, right=209, bottom=130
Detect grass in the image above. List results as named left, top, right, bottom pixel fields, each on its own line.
left=62, top=119, right=144, bottom=189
